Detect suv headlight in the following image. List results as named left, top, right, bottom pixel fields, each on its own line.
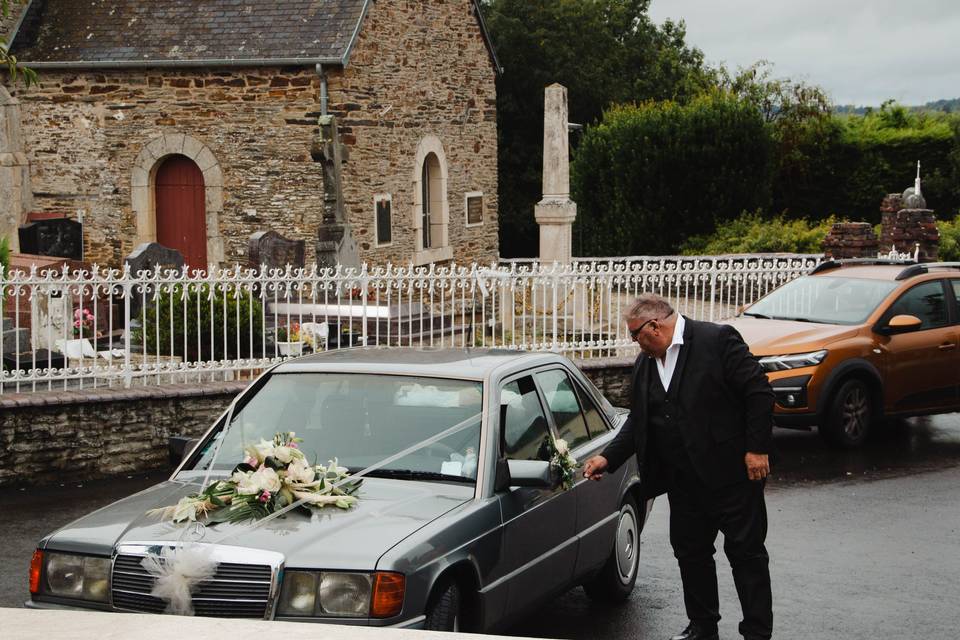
left=759, top=350, right=827, bottom=372
left=34, top=552, right=111, bottom=603
left=278, top=570, right=404, bottom=619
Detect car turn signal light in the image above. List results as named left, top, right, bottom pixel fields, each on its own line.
left=29, top=550, right=43, bottom=594
left=370, top=572, right=405, bottom=618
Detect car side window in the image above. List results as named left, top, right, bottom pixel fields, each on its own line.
left=574, top=381, right=610, bottom=437
left=501, top=376, right=551, bottom=461
left=951, top=280, right=960, bottom=317
left=887, top=281, right=948, bottom=330
left=536, top=369, right=591, bottom=449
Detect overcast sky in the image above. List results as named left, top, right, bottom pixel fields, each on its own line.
left=647, top=0, right=960, bottom=106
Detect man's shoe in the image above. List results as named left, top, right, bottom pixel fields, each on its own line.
left=670, top=622, right=720, bottom=640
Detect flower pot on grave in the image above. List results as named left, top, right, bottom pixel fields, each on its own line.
left=277, top=341, right=304, bottom=357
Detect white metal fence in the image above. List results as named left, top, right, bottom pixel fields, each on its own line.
left=0, top=254, right=821, bottom=393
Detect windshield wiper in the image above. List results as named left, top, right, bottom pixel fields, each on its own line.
left=742, top=312, right=771, bottom=319
left=779, top=317, right=815, bottom=323
left=348, top=468, right=475, bottom=484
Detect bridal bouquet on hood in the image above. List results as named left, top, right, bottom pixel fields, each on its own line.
left=151, top=432, right=362, bottom=524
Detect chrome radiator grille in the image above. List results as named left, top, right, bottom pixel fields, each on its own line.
left=111, top=553, right=274, bottom=618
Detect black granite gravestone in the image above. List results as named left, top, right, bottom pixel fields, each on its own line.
left=124, top=242, right=186, bottom=277
left=124, top=243, right=186, bottom=317
left=248, top=230, right=305, bottom=271
left=18, top=219, right=83, bottom=260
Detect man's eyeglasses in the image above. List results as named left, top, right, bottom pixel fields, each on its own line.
left=630, top=318, right=660, bottom=340
left=629, top=311, right=673, bottom=340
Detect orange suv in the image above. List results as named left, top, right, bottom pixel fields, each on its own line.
left=725, top=260, right=960, bottom=448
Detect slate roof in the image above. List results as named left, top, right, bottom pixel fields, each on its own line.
left=9, top=0, right=369, bottom=66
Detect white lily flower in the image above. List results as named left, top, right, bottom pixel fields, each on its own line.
left=554, top=439, right=569, bottom=456
left=285, top=458, right=316, bottom=484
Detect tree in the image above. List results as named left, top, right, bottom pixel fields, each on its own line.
left=1, top=0, right=36, bottom=86
left=480, top=0, right=715, bottom=257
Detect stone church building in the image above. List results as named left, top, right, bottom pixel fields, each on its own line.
left=1, top=0, right=500, bottom=270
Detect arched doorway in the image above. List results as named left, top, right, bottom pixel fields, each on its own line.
left=155, top=154, right=207, bottom=269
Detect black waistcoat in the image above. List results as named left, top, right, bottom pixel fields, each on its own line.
left=647, top=359, right=693, bottom=471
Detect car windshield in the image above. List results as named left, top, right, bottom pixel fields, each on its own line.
left=744, top=276, right=898, bottom=325
left=184, top=373, right=483, bottom=483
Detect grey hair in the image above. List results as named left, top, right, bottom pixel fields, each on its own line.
left=625, top=293, right=674, bottom=321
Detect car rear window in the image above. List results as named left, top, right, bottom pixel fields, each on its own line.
left=747, top=276, right=898, bottom=325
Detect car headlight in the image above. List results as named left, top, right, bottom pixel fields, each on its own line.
left=38, top=552, right=111, bottom=603
left=278, top=570, right=404, bottom=618
left=759, top=350, right=827, bottom=372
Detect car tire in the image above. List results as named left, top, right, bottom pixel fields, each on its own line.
left=820, top=378, right=873, bottom=448
left=424, top=579, right=462, bottom=632
left=583, top=495, right=641, bottom=603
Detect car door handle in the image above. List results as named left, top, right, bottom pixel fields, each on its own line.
left=938, top=343, right=957, bottom=351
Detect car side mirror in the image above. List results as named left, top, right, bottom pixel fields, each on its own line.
left=168, top=436, right=200, bottom=466
left=883, top=314, right=923, bottom=334
left=505, top=459, right=556, bottom=489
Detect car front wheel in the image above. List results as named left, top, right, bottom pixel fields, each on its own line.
left=424, top=580, right=461, bottom=631
left=583, top=495, right=640, bottom=603
left=820, top=378, right=873, bottom=448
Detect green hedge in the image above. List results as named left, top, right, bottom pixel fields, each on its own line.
left=140, top=284, right=264, bottom=360
left=681, top=212, right=835, bottom=255
left=772, top=105, right=960, bottom=223
left=571, top=92, right=774, bottom=256
left=939, top=214, right=960, bottom=262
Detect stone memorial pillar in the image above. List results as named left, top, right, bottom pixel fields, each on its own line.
left=0, top=86, right=32, bottom=253
left=534, top=84, right=577, bottom=265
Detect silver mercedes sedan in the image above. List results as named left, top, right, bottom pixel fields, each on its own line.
left=26, top=348, right=647, bottom=632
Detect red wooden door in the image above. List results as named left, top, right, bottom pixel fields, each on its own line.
left=155, top=155, right=207, bottom=270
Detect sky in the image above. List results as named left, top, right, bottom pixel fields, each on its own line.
left=647, top=0, right=960, bottom=107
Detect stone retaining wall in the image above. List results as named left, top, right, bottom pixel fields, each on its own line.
left=0, top=382, right=246, bottom=487
left=0, top=357, right=636, bottom=488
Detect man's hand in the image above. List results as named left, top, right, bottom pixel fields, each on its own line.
left=745, top=452, right=770, bottom=481
left=583, top=455, right=609, bottom=481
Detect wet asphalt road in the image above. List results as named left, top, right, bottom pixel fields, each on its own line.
left=2, top=414, right=960, bottom=639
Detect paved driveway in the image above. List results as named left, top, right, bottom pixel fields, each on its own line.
left=2, top=415, right=959, bottom=639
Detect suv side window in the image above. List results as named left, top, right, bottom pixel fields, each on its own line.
left=536, top=369, right=591, bottom=449
left=887, top=281, right=948, bottom=330
left=501, top=376, right=551, bottom=461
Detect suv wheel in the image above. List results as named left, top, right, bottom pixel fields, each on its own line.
left=820, top=378, right=873, bottom=448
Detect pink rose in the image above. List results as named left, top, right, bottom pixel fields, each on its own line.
left=258, top=491, right=271, bottom=503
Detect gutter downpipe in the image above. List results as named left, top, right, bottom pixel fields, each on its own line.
left=315, top=62, right=328, bottom=117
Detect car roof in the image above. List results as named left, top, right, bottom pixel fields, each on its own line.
left=810, top=261, right=960, bottom=282
left=811, top=265, right=909, bottom=281
left=272, top=346, right=562, bottom=380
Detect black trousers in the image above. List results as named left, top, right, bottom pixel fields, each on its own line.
left=665, top=464, right=773, bottom=639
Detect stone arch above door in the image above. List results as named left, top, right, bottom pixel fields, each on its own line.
left=411, top=135, right=452, bottom=266
left=131, top=133, right=225, bottom=266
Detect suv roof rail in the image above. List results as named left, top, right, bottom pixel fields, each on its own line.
left=895, top=262, right=960, bottom=280
left=808, top=257, right=917, bottom=275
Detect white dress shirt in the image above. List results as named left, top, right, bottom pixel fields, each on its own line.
left=655, top=313, right=685, bottom=391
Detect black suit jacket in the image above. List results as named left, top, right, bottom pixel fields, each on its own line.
left=602, top=317, right=775, bottom=498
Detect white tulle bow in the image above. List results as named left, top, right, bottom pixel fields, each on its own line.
left=140, top=545, right=218, bottom=615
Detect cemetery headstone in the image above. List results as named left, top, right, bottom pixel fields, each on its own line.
left=18, top=218, right=83, bottom=260
left=124, top=242, right=186, bottom=316
left=248, top=230, right=305, bottom=271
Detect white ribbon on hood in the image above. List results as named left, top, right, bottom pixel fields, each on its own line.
left=140, top=544, right=218, bottom=616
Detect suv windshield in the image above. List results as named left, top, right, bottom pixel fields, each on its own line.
left=745, top=276, right=898, bottom=325
left=185, top=373, right=483, bottom=483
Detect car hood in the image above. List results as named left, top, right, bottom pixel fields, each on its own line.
left=723, top=317, right=859, bottom=356
left=43, top=477, right=473, bottom=570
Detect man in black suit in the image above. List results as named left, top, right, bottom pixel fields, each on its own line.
left=583, top=294, right=775, bottom=640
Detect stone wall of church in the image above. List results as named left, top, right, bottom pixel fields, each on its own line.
left=12, top=66, right=328, bottom=267
left=330, top=0, right=500, bottom=266
left=8, top=0, right=499, bottom=269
